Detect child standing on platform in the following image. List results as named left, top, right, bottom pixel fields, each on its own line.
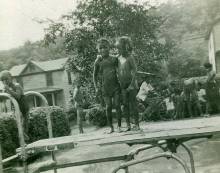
left=93, top=38, right=122, bottom=133
left=115, top=36, right=140, bottom=131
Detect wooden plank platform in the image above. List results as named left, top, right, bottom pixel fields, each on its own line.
left=20, top=116, right=220, bottom=155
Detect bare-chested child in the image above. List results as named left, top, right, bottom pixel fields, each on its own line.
left=93, top=38, right=122, bottom=133
left=115, top=36, right=140, bottom=131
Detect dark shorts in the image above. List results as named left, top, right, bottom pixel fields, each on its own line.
left=121, top=89, right=138, bottom=105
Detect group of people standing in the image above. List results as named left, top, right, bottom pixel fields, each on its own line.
left=168, top=62, right=220, bottom=118
left=93, top=36, right=140, bottom=133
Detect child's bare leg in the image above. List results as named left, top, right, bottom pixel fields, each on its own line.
left=77, top=108, right=84, bottom=134
left=122, top=90, right=131, bottom=131
left=114, top=91, right=122, bottom=132
left=104, top=97, right=114, bottom=133
left=129, top=89, right=140, bottom=130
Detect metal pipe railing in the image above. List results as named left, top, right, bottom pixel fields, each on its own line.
left=24, top=91, right=52, bottom=138
left=24, top=91, right=57, bottom=173
left=0, top=91, right=54, bottom=173
left=181, top=143, right=195, bottom=173
left=0, top=93, right=26, bottom=173
left=112, top=152, right=191, bottom=173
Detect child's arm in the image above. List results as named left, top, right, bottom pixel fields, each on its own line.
left=128, top=56, right=137, bottom=90
left=93, top=57, right=101, bottom=92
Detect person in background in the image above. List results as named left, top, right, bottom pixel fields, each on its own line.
left=190, top=80, right=203, bottom=117
left=0, top=70, right=29, bottom=141
left=204, top=62, right=220, bottom=114
left=115, top=36, right=140, bottom=131
left=197, top=82, right=207, bottom=115
left=73, top=72, right=84, bottom=134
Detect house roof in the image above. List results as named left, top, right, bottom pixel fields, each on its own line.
left=10, top=64, right=26, bottom=77
left=24, top=87, right=63, bottom=93
left=10, top=58, right=68, bottom=77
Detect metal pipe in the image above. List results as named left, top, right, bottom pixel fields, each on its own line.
left=127, top=141, right=167, bottom=160
left=112, top=152, right=190, bottom=173
left=0, top=143, right=3, bottom=173
left=0, top=93, right=27, bottom=173
left=25, top=91, right=57, bottom=173
left=181, top=143, right=195, bottom=173
left=24, top=91, right=52, bottom=138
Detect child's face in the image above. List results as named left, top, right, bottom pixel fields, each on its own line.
left=98, top=43, right=109, bottom=57
left=117, top=43, right=128, bottom=57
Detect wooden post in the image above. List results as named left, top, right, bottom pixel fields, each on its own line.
left=0, top=143, right=3, bottom=173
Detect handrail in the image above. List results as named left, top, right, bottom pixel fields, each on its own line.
left=112, top=152, right=190, bottom=173
left=24, top=91, right=56, bottom=173
left=0, top=91, right=54, bottom=173
left=0, top=93, right=26, bottom=173
left=24, top=91, right=53, bottom=138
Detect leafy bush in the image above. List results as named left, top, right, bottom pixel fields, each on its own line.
left=87, top=107, right=107, bottom=127
left=0, top=113, right=19, bottom=159
left=28, top=106, right=71, bottom=142
left=66, top=106, right=77, bottom=122
left=0, top=106, right=71, bottom=159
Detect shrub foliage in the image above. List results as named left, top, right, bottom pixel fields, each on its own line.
left=0, top=106, right=71, bottom=159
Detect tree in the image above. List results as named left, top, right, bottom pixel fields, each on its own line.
left=44, top=0, right=172, bottom=90
left=157, top=0, right=220, bottom=79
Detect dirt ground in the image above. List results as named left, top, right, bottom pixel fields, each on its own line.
left=26, top=121, right=220, bottom=173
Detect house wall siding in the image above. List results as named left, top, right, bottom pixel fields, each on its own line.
left=52, top=70, right=74, bottom=109
left=214, top=23, right=220, bottom=53
left=22, top=74, right=46, bottom=90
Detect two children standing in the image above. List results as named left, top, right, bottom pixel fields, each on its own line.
left=93, top=36, right=140, bottom=133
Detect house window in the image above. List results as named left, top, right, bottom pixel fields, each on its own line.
left=46, top=72, right=53, bottom=86
left=43, top=93, right=56, bottom=106
left=67, top=71, right=72, bottom=85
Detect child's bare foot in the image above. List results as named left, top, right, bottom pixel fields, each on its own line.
left=105, top=127, right=114, bottom=134
left=132, top=125, right=141, bottom=131
left=203, top=114, right=210, bottom=118
left=124, top=126, right=131, bottom=132
left=118, top=127, right=122, bottom=133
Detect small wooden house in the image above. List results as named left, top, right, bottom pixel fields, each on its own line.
left=9, top=58, right=74, bottom=109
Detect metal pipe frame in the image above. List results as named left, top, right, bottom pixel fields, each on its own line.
left=0, top=143, right=3, bottom=173
left=126, top=140, right=195, bottom=173
left=180, top=143, right=195, bottom=173
left=24, top=91, right=57, bottom=173
left=112, top=152, right=191, bottom=173
left=0, top=93, right=26, bottom=173
left=24, top=91, right=52, bottom=138
left=0, top=92, right=54, bottom=173
left=126, top=140, right=167, bottom=161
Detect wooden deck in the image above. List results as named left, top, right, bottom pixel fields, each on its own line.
left=22, top=116, right=220, bottom=155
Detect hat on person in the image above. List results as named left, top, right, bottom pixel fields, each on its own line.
left=0, top=70, right=12, bottom=81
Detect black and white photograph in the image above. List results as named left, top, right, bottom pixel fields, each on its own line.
left=0, top=0, right=220, bottom=172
